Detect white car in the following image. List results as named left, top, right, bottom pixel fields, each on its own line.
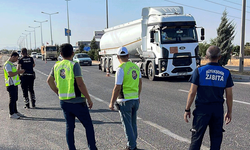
left=73, top=53, right=92, bottom=66
left=30, top=52, right=37, bottom=58
left=58, top=55, right=63, bottom=61
left=36, top=53, right=42, bottom=59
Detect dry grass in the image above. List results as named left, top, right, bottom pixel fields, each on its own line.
left=201, top=58, right=250, bottom=75
left=201, top=58, right=250, bottom=67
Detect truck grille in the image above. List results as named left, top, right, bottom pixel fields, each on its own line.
left=172, top=53, right=192, bottom=66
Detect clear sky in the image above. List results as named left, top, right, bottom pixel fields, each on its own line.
left=0, top=0, right=249, bottom=50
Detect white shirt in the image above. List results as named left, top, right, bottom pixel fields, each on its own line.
left=115, top=67, right=141, bottom=102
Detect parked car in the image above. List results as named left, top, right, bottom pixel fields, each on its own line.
left=73, top=53, right=92, bottom=66
left=57, top=55, right=63, bottom=61
left=30, top=52, right=37, bottom=58
left=36, top=53, right=42, bottom=59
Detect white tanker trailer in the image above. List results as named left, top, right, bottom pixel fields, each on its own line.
left=99, top=6, right=204, bottom=81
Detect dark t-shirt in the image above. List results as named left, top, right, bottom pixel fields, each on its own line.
left=18, top=56, right=34, bottom=74
left=189, top=62, right=234, bottom=105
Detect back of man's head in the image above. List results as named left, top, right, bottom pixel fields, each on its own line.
left=21, top=48, right=28, bottom=55
left=60, top=43, right=73, bottom=58
left=206, top=45, right=221, bottom=60
left=11, top=51, right=19, bottom=57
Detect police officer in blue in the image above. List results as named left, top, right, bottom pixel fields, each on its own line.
left=184, top=45, right=234, bottom=150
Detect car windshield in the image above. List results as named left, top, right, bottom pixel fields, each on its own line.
left=161, top=26, right=198, bottom=44
left=32, top=52, right=37, bottom=54
left=76, top=54, right=89, bottom=58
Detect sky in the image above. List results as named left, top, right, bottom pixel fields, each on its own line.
left=0, top=0, right=249, bottom=50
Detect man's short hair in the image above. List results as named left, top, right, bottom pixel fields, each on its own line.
left=206, top=46, right=221, bottom=60
left=60, top=43, right=73, bottom=58
left=21, top=48, right=27, bottom=55
left=11, top=51, right=19, bottom=57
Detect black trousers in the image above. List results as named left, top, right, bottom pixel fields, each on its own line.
left=7, top=85, right=18, bottom=115
left=20, top=75, right=35, bottom=106
left=189, top=104, right=224, bottom=150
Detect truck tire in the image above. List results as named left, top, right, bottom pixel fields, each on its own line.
left=109, top=59, right=114, bottom=74
left=101, top=58, right=106, bottom=72
left=147, top=62, right=156, bottom=81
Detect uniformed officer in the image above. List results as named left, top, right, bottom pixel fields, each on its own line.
left=184, top=45, right=234, bottom=150
left=3, top=52, right=25, bottom=119
left=18, top=48, right=36, bottom=108
left=109, top=47, right=142, bottom=150
left=47, top=43, right=97, bottom=150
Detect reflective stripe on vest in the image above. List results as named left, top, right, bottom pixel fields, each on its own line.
left=119, top=61, right=140, bottom=99
left=54, top=60, right=84, bottom=100
left=3, top=61, right=20, bottom=86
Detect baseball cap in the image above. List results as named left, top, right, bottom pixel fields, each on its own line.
left=117, top=47, right=128, bottom=56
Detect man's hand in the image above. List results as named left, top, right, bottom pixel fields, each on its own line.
left=224, top=112, right=232, bottom=125
left=109, top=102, right=115, bottom=111
left=184, top=112, right=191, bottom=123
left=87, top=99, right=93, bottom=109
left=18, top=69, right=25, bottom=74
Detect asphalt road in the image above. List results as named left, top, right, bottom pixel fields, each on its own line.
left=0, top=56, right=249, bottom=150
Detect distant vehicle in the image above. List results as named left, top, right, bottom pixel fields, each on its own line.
left=41, top=45, right=58, bottom=61
left=36, top=53, right=42, bottom=59
left=17, top=50, right=22, bottom=58
left=73, top=53, right=92, bottom=66
left=58, top=55, right=63, bottom=61
left=31, top=52, right=37, bottom=58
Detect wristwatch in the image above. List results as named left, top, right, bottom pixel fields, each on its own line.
left=185, top=109, right=191, bottom=112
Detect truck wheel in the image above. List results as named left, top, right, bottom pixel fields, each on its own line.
left=101, top=58, right=106, bottom=72
left=147, top=62, right=156, bottom=81
left=109, top=59, right=114, bottom=74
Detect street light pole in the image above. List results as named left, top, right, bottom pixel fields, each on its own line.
left=239, top=0, right=246, bottom=73
left=106, top=0, right=109, bottom=28
left=41, top=11, right=59, bottom=45
left=22, top=33, right=28, bottom=49
left=25, top=30, right=34, bottom=50
left=66, top=0, right=71, bottom=44
left=34, top=20, right=48, bottom=46
left=29, top=26, right=40, bottom=49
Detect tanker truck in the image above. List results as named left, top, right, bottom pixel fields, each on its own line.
left=99, top=6, right=204, bottom=81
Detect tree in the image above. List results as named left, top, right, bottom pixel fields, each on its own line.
left=215, top=10, right=235, bottom=66
left=79, top=44, right=85, bottom=53
left=88, top=37, right=100, bottom=60
left=199, top=42, right=211, bottom=57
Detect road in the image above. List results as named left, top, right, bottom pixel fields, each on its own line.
left=0, top=56, right=249, bottom=150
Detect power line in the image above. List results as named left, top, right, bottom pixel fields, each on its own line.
left=205, top=0, right=250, bottom=13
left=223, top=0, right=250, bottom=9
left=164, top=0, right=250, bottom=21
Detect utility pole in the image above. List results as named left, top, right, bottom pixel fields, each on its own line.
left=106, top=0, right=109, bottom=28
left=239, top=0, right=246, bottom=72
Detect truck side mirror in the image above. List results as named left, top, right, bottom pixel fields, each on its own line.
left=201, top=28, right=205, bottom=41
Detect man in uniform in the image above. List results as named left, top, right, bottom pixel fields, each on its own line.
left=18, top=48, right=36, bottom=108
left=184, top=45, right=234, bottom=150
left=47, top=43, right=97, bottom=150
left=109, top=47, right=142, bottom=150
left=3, top=52, right=25, bottom=119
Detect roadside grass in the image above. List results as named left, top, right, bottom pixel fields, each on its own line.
left=201, top=58, right=250, bottom=75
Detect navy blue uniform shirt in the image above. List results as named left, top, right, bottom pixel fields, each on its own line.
left=18, top=56, right=34, bottom=74
left=189, top=62, right=234, bottom=105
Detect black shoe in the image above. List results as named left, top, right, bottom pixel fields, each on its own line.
left=24, top=104, right=30, bottom=109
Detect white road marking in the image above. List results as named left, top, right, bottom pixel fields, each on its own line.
left=178, top=89, right=250, bottom=105
left=234, top=82, right=250, bottom=85
left=82, top=69, right=89, bottom=72
left=34, top=68, right=48, bottom=77
left=36, top=69, right=209, bottom=149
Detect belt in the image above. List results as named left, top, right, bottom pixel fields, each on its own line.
left=23, top=73, right=33, bottom=76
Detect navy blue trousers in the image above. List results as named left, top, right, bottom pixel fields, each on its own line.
left=60, top=101, right=97, bottom=150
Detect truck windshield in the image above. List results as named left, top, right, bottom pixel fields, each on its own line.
left=46, top=47, right=57, bottom=51
left=161, top=26, right=198, bottom=44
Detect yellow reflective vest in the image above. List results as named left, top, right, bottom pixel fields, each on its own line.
left=118, top=61, right=140, bottom=99
left=54, top=60, right=84, bottom=100
left=3, top=61, right=20, bottom=86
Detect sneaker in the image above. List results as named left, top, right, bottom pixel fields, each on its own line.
left=9, top=114, right=20, bottom=119
left=16, top=112, right=25, bottom=117
left=124, top=146, right=137, bottom=150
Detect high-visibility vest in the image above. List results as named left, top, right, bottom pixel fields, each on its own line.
left=54, top=60, right=84, bottom=100
left=3, top=61, right=20, bottom=86
left=118, top=61, right=140, bottom=99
